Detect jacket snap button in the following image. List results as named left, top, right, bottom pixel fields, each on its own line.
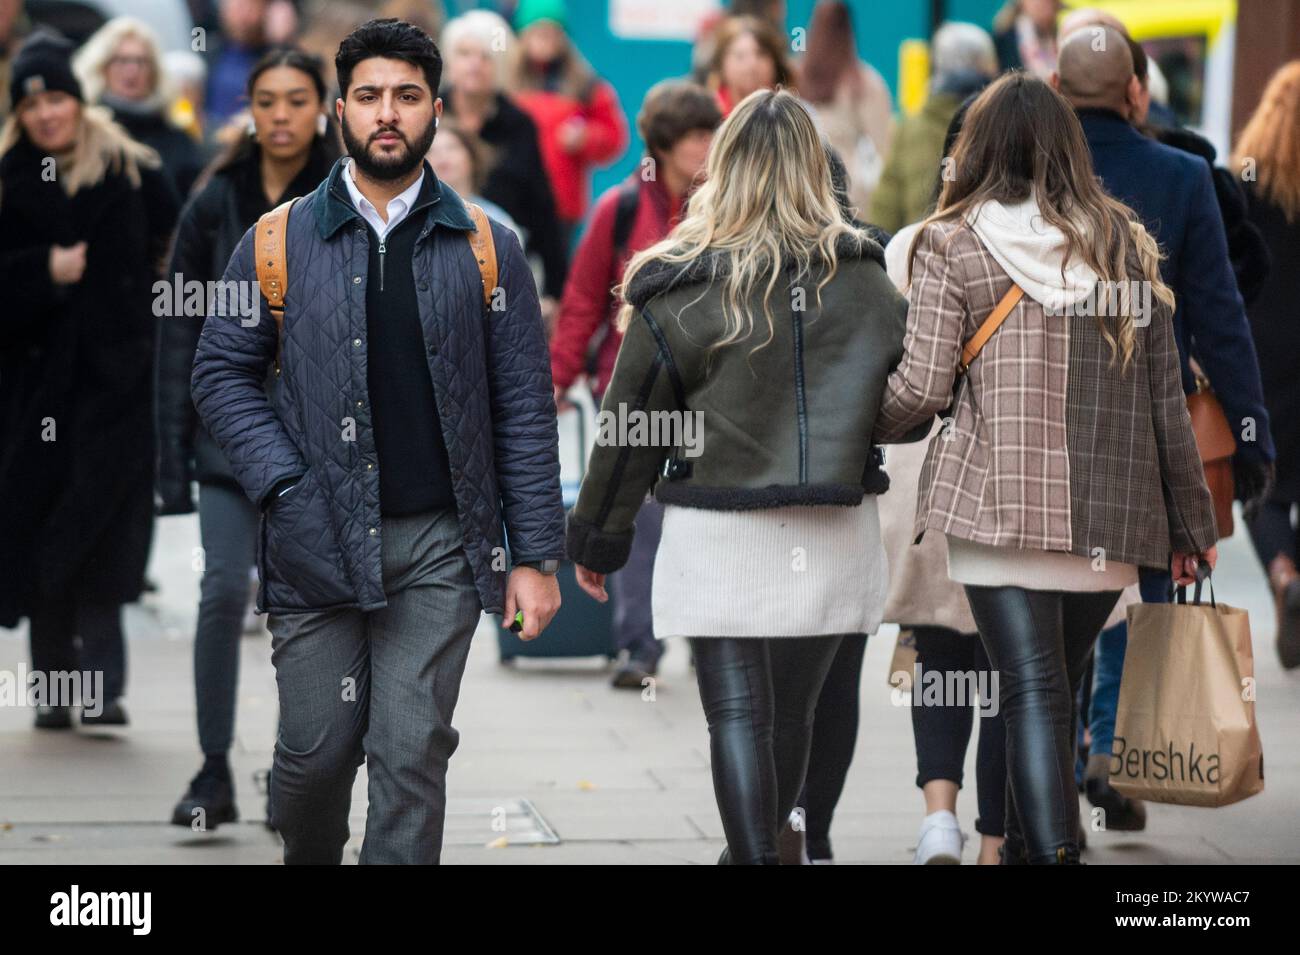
left=368, top=527, right=377, bottom=536
left=367, top=462, right=374, bottom=470
left=356, top=400, right=363, bottom=408
left=418, top=282, right=428, bottom=291
left=427, top=344, right=437, bottom=355
left=353, top=338, right=362, bottom=347
left=353, top=276, right=361, bottom=284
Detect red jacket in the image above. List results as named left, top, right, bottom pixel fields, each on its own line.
left=514, top=79, right=628, bottom=224
left=549, top=173, right=684, bottom=397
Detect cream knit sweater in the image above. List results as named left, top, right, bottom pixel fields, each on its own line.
left=651, top=499, right=890, bottom=639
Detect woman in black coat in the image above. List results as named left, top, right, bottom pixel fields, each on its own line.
left=0, top=31, right=179, bottom=727
left=439, top=10, right=569, bottom=316
left=72, top=17, right=207, bottom=200
left=156, top=47, right=338, bottom=830
left=1232, top=61, right=1300, bottom=669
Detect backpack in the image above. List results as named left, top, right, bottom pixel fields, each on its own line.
left=254, top=195, right=498, bottom=373
left=581, top=180, right=640, bottom=384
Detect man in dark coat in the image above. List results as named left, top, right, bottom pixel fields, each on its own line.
left=1054, top=27, right=1275, bottom=500
left=191, top=18, right=565, bottom=865
left=1053, top=25, right=1275, bottom=830
left=0, top=31, right=179, bottom=726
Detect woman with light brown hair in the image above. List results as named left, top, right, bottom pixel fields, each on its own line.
left=707, top=15, right=795, bottom=116
left=874, top=71, right=1216, bottom=864
left=1231, top=61, right=1300, bottom=669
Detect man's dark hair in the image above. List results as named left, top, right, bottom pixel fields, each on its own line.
left=637, top=80, right=722, bottom=159
left=336, top=18, right=442, bottom=99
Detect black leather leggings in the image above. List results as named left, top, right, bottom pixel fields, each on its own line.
left=962, top=586, right=1120, bottom=864
left=690, top=635, right=844, bottom=865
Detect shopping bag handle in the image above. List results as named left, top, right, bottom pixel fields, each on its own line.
left=1171, top=562, right=1216, bottom=608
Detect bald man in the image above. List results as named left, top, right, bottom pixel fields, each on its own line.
left=1054, top=0, right=1274, bottom=847
left=1057, top=6, right=1126, bottom=40
left=1052, top=25, right=1142, bottom=118
left=1054, top=16, right=1275, bottom=842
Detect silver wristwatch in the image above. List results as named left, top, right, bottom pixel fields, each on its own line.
left=519, top=559, right=560, bottom=575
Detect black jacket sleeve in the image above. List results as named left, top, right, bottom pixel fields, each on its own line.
left=516, top=122, right=569, bottom=299
left=155, top=186, right=219, bottom=514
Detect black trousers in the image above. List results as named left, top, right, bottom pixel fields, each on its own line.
left=1247, top=495, right=1297, bottom=566
left=690, top=635, right=844, bottom=865
left=910, top=625, right=1007, bottom=837
left=29, top=599, right=126, bottom=705
left=799, top=633, right=868, bottom=860
left=963, top=586, right=1119, bottom=863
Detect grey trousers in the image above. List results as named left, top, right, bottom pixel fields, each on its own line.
left=608, top=496, right=663, bottom=665
left=195, top=482, right=259, bottom=756
left=267, top=507, right=480, bottom=865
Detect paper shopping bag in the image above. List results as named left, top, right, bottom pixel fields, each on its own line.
left=1110, top=583, right=1264, bottom=807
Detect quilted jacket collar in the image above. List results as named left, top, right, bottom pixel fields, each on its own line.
left=313, top=157, right=476, bottom=239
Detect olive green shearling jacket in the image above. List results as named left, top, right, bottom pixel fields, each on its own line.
left=566, top=234, right=914, bottom=573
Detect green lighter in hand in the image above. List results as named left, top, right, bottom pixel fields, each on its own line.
left=509, top=610, right=524, bottom=633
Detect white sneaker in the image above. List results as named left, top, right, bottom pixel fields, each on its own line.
left=914, top=810, right=965, bottom=864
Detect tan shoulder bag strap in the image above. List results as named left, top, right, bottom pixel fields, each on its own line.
left=254, top=197, right=299, bottom=374
left=959, top=282, right=1024, bottom=374
left=464, top=202, right=498, bottom=307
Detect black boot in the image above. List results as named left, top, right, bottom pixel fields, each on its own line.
left=34, top=705, right=73, bottom=730
left=80, top=698, right=128, bottom=726
left=1033, top=844, right=1083, bottom=864
left=171, top=758, right=238, bottom=831
left=1084, top=755, right=1147, bottom=831
left=998, top=832, right=1029, bottom=865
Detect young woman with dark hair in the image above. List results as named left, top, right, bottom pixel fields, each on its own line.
left=874, top=72, right=1217, bottom=864
left=157, top=46, right=339, bottom=830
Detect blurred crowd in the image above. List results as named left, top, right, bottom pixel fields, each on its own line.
left=0, top=0, right=1297, bottom=864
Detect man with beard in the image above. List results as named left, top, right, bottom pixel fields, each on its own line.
left=191, top=19, right=565, bottom=864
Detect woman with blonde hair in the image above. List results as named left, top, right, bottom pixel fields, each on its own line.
left=567, top=89, right=910, bottom=864
left=439, top=8, right=568, bottom=316
left=73, top=16, right=205, bottom=197
left=1232, top=61, right=1300, bottom=669
left=0, top=31, right=179, bottom=727
left=874, top=72, right=1217, bottom=864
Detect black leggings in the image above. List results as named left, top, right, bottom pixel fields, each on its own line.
left=690, top=634, right=844, bottom=865
left=1247, top=495, right=1297, bottom=566
left=963, top=586, right=1119, bottom=863
left=798, top=633, right=867, bottom=859
left=910, top=625, right=1007, bottom=837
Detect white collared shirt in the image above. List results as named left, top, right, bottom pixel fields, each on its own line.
left=341, top=158, right=425, bottom=240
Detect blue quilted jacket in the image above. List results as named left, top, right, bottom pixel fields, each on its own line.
left=192, top=158, right=565, bottom=614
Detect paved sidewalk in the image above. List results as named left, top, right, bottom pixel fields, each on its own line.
left=1, top=509, right=1298, bottom=864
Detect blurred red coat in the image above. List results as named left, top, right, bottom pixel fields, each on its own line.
left=549, top=173, right=684, bottom=397
left=514, top=79, right=629, bottom=224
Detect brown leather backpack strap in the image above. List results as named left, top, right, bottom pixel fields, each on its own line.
left=254, top=197, right=298, bottom=374
left=959, top=282, right=1024, bottom=374
left=464, top=202, right=498, bottom=307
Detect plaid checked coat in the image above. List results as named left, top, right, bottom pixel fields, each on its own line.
left=874, top=220, right=1217, bottom=570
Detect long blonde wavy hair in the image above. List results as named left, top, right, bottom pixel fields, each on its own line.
left=615, top=88, right=870, bottom=355
left=911, top=71, right=1172, bottom=371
